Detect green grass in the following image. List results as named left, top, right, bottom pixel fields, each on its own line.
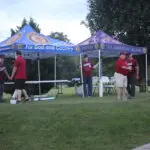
left=0, top=90, right=150, bottom=150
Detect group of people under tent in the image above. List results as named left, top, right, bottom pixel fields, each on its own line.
left=0, top=50, right=139, bottom=103
left=82, top=53, right=139, bottom=101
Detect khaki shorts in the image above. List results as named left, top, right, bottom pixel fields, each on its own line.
left=114, top=72, right=127, bottom=88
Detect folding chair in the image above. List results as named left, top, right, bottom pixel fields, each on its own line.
left=103, top=76, right=116, bottom=95
left=92, top=76, right=99, bottom=95
left=93, top=76, right=110, bottom=95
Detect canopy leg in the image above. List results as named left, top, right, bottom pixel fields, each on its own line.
left=38, top=54, right=41, bottom=96
left=145, top=53, right=148, bottom=93
left=80, top=54, right=84, bottom=98
left=99, top=50, right=103, bottom=97
left=54, top=55, right=57, bottom=88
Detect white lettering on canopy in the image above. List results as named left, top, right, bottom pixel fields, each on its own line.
left=34, top=45, right=45, bottom=49
left=27, top=45, right=33, bottom=49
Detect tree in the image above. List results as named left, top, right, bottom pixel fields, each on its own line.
left=11, top=17, right=40, bottom=36
left=29, top=18, right=41, bottom=33
left=49, top=32, right=79, bottom=80
left=49, top=32, right=70, bottom=42
left=10, top=18, right=27, bottom=36
left=86, top=0, right=150, bottom=78
left=87, top=0, right=150, bottom=45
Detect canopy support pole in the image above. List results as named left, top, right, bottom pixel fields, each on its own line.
left=37, top=53, right=41, bottom=96
left=80, top=53, right=84, bottom=98
left=145, top=53, right=148, bottom=93
left=54, top=55, right=57, bottom=88
left=99, top=50, right=103, bottom=97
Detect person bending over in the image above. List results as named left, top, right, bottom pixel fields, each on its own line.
left=126, top=53, right=139, bottom=99
left=0, top=55, right=10, bottom=102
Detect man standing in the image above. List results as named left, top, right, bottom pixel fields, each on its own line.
left=127, top=53, right=139, bottom=98
left=0, top=55, right=10, bottom=102
left=10, top=51, right=29, bottom=103
left=82, top=54, right=99, bottom=97
left=115, top=52, right=132, bottom=101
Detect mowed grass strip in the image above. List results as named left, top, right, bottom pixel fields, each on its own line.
left=0, top=93, right=150, bottom=150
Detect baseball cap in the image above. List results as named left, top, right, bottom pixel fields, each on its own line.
left=84, top=54, right=88, bottom=58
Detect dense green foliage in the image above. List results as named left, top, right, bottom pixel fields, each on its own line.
left=0, top=92, right=150, bottom=150
left=86, top=0, right=150, bottom=78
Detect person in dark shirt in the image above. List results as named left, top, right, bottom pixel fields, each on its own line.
left=82, top=54, right=99, bottom=97
left=126, top=53, right=139, bottom=98
left=0, top=55, right=10, bottom=102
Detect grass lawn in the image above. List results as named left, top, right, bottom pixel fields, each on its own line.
left=0, top=89, right=150, bottom=150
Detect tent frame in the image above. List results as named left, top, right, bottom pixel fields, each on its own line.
left=9, top=50, right=148, bottom=98
left=145, top=52, right=148, bottom=93
left=0, top=24, right=148, bottom=97
left=37, top=57, right=41, bottom=95
left=79, top=49, right=148, bottom=98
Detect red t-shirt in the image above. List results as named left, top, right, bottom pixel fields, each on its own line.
left=82, top=60, right=93, bottom=77
left=116, top=58, right=129, bottom=76
left=127, top=58, right=138, bottom=77
left=14, top=56, right=26, bottom=80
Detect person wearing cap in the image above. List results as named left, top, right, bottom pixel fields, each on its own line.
left=82, top=54, right=99, bottom=97
left=10, top=51, right=29, bottom=103
left=114, top=52, right=132, bottom=100
left=0, top=55, right=10, bottom=102
left=126, top=53, right=139, bottom=98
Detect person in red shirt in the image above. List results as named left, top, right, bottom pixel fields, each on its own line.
left=82, top=54, right=99, bottom=97
left=114, top=52, right=131, bottom=101
left=10, top=51, right=29, bottom=103
left=126, top=53, right=139, bottom=98
left=0, top=55, right=10, bottom=102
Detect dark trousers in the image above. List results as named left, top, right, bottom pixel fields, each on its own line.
left=0, top=83, right=4, bottom=101
left=83, top=76, right=92, bottom=96
left=127, top=76, right=136, bottom=97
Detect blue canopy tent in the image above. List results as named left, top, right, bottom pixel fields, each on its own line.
left=0, top=25, right=80, bottom=95
left=76, top=30, right=147, bottom=97
left=0, top=24, right=79, bottom=59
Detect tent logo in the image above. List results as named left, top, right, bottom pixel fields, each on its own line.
left=28, top=32, right=50, bottom=44
left=11, top=44, right=15, bottom=49
left=17, top=44, right=24, bottom=49
left=11, top=44, right=24, bottom=49
left=94, top=44, right=99, bottom=49
left=100, top=43, right=105, bottom=49
left=76, top=46, right=80, bottom=52
left=5, top=33, right=22, bottom=45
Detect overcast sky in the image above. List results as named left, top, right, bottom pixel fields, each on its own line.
left=0, top=0, right=91, bottom=44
